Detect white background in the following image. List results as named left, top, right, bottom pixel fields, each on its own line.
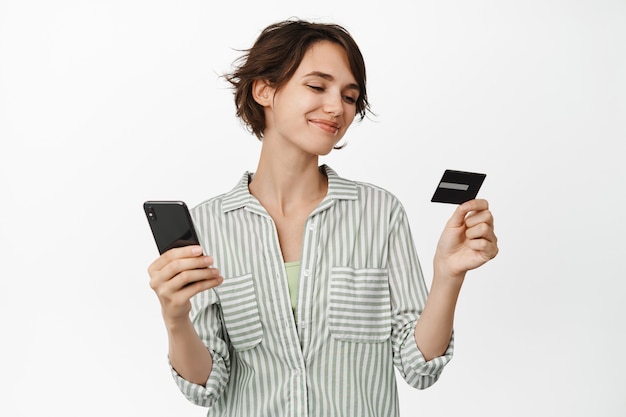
left=1, top=1, right=625, bottom=416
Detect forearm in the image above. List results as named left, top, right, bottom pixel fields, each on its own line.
left=167, top=318, right=213, bottom=386
left=414, top=272, right=464, bottom=361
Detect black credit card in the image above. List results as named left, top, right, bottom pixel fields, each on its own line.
left=431, top=169, right=486, bottom=204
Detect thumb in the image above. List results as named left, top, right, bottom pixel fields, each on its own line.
left=445, top=199, right=489, bottom=228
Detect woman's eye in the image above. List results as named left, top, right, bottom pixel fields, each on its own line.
left=343, top=96, right=357, bottom=104
left=308, top=85, right=324, bottom=92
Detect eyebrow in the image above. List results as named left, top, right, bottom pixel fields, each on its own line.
left=304, top=71, right=360, bottom=91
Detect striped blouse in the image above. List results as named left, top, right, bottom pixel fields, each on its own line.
left=171, top=165, right=454, bottom=417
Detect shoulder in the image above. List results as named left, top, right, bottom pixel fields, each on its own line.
left=190, top=192, right=225, bottom=217
left=190, top=172, right=252, bottom=218
left=354, top=179, right=401, bottom=203
left=324, top=166, right=407, bottom=222
left=325, top=165, right=403, bottom=207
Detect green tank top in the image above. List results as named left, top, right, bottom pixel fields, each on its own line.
left=284, top=261, right=300, bottom=317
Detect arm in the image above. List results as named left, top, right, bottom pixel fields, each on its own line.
left=166, top=317, right=214, bottom=385
left=387, top=202, right=452, bottom=389
left=414, top=199, right=498, bottom=360
left=148, top=245, right=224, bottom=385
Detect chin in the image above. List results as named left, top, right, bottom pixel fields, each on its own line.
left=303, top=132, right=344, bottom=156
left=318, top=137, right=344, bottom=155
left=318, top=147, right=335, bottom=156
left=311, top=142, right=340, bottom=156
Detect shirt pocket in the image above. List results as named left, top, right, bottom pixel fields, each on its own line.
left=328, top=266, right=391, bottom=343
left=217, top=273, right=264, bottom=351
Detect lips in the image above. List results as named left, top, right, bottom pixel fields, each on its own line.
left=310, top=119, right=340, bottom=134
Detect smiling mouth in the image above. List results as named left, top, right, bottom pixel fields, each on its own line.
left=310, top=119, right=340, bottom=134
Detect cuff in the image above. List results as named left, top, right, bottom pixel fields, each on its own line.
left=169, top=349, right=229, bottom=407
left=399, top=328, right=454, bottom=389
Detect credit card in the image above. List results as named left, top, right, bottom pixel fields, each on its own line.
left=431, top=169, right=486, bottom=204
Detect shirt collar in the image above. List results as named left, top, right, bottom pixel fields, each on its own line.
left=221, top=164, right=358, bottom=214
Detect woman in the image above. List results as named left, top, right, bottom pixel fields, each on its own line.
left=148, top=19, right=498, bottom=416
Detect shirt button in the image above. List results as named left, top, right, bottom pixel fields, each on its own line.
left=308, top=223, right=316, bottom=230
left=303, top=270, right=310, bottom=277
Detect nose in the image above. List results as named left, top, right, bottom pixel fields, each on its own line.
left=323, top=91, right=343, bottom=118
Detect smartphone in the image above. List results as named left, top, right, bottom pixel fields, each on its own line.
left=143, top=201, right=201, bottom=255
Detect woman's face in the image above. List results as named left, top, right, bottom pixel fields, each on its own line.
left=261, top=41, right=360, bottom=156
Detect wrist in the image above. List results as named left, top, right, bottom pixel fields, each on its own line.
left=163, top=313, right=194, bottom=334
left=431, top=272, right=465, bottom=294
left=433, top=256, right=466, bottom=283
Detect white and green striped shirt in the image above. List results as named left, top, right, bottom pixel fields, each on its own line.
left=172, top=165, right=453, bottom=416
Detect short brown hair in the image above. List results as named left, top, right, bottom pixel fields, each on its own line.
left=225, top=19, right=371, bottom=139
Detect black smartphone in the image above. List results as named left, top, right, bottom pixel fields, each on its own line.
left=143, top=201, right=201, bottom=255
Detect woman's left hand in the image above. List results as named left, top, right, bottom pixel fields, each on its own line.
left=434, top=199, right=499, bottom=279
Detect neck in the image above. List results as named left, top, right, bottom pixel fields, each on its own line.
left=249, top=143, right=327, bottom=216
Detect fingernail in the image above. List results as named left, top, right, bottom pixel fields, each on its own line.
left=191, top=246, right=203, bottom=255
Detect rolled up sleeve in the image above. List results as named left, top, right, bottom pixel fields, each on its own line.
left=169, top=288, right=231, bottom=407
left=397, top=326, right=453, bottom=388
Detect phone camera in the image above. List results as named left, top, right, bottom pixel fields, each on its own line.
left=147, top=206, right=157, bottom=221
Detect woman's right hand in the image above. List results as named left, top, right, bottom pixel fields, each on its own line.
left=148, top=245, right=223, bottom=326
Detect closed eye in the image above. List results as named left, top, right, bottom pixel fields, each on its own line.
left=307, top=84, right=357, bottom=105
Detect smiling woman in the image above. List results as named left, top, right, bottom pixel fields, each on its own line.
left=253, top=41, right=358, bottom=157
left=224, top=20, right=370, bottom=140
left=145, top=18, right=498, bottom=417
left=3, top=1, right=624, bottom=416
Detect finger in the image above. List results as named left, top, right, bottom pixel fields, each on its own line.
left=162, top=254, right=213, bottom=275
left=158, top=267, right=222, bottom=295
left=176, top=274, right=224, bottom=300
left=161, top=276, right=224, bottom=317
left=464, top=209, right=494, bottom=229
left=446, top=199, right=489, bottom=228
left=148, top=245, right=204, bottom=273
left=172, top=267, right=222, bottom=289
left=465, top=218, right=499, bottom=258
left=467, top=238, right=499, bottom=259
left=464, top=198, right=489, bottom=213
left=465, top=222, right=497, bottom=243
left=152, top=255, right=214, bottom=288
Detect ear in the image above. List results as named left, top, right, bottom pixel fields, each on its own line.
left=252, top=79, right=275, bottom=107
